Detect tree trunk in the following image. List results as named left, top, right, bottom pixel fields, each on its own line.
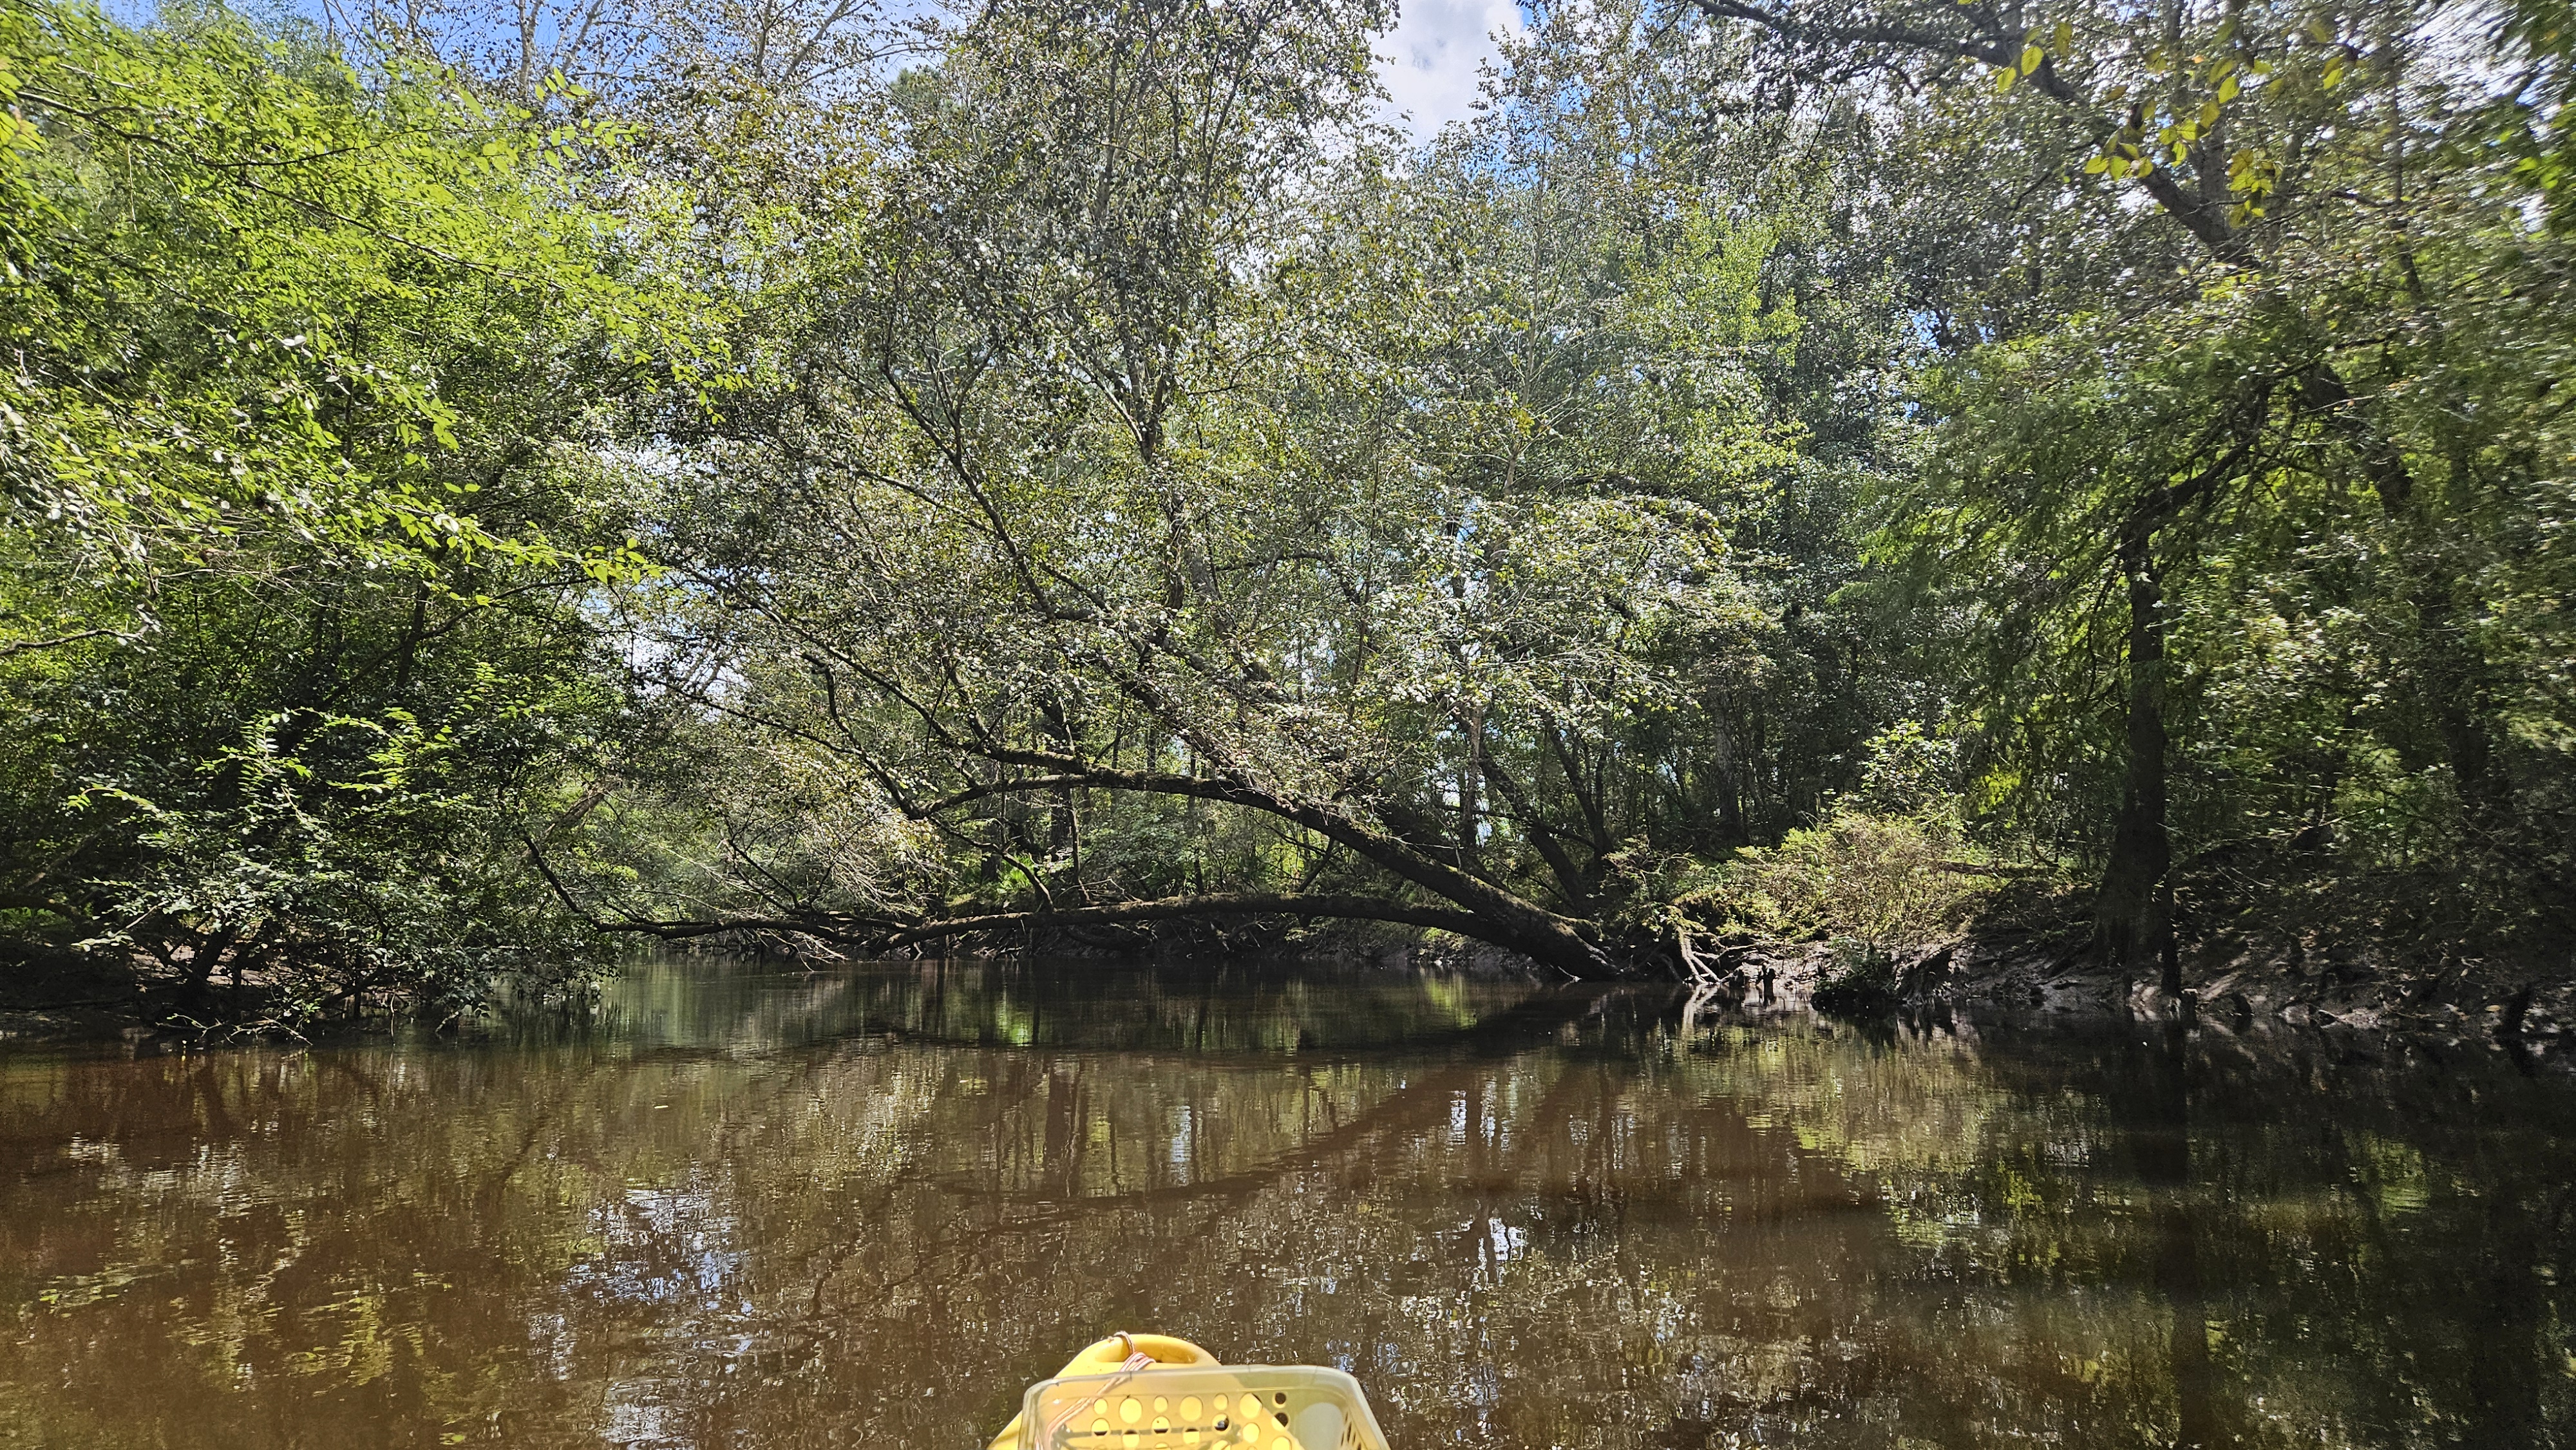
left=2098, top=529, right=2175, bottom=990
left=1459, top=704, right=1484, bottom=865
left=2298, top=366, right=2499, bottom=820
left=184, top=925, right=241, bottom=1003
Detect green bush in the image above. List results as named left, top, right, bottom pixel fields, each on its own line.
left=1687, top=809, right=1998, bottom=950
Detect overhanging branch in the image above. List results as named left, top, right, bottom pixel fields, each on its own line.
left=872, top=893, right=1492, bottom=949
left=524, top=834, right=901, bottom=942
left=955, top=743, right=1607, bottom=970
left=527, top=833, right=1508, bottom=960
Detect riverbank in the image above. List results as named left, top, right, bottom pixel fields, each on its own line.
left=1694, top=924, right=2572, bottom=1059
left=0, top=949, right=158, bottom=1047
left=9, top=909, right=2568, bottom=1057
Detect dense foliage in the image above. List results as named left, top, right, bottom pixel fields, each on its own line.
left=0, top=0, right=700, bottom=1023
left=0, top=0, right=2567, bottom=1021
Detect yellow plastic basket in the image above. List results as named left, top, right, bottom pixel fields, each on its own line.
left=1014, top=1364, right=1392, bottom=1450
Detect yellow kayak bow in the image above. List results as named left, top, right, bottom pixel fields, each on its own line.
left=989, top=1333, right=1390, bottom=1450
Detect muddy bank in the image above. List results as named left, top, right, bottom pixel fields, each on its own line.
left=1694, top=924, right=2572, bottom=1061
left=12, top=916, right=2569, bottom=1057
left=0, top=951, right=180, bottom=1047
left=0, top=1003, right=156, bottom=1047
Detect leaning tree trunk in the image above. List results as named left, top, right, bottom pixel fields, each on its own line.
left=2098, top=528, right=2179, bottom=995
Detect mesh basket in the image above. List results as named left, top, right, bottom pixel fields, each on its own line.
left=1016, top=1364, right=1391, bottom=1450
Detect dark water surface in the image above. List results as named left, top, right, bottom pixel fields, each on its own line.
left=3, top=959, right=2571, bottom=1449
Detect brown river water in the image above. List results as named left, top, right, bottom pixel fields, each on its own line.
left=3, top=958, right=2570, bottom=1449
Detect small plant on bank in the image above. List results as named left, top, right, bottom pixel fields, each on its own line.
left=1685, top=725, right=2008, bottom=980
left=1688, top=807, right=1995, bottom=945
left=1813, top=937, right=1901, bottom=1012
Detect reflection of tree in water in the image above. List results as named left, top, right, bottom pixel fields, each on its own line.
left=1, top=966, right=2571, bottom=1449
left=518, top=958, right=1555, bottom=1059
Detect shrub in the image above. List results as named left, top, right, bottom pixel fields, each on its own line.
left=1686, top=809, right=1997, bottom=950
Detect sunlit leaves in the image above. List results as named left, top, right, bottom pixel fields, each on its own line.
left=0, top=1, right=713, bottom=1017
left=0, top=0, right=712, bottom=596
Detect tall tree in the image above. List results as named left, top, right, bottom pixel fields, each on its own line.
left=0, top=0, right=702, bottom=1021
left=594, top=0, right=1875, bottom=974
left=1676, top=0, right=2576, bottom=974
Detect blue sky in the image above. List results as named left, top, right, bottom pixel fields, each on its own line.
left=1374, top=0, right=1524, bottom=137
left=175, top=0, right=1518, bottom=141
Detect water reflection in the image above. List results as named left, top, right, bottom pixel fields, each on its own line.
left=2, top=959, right=2569, bottom=1449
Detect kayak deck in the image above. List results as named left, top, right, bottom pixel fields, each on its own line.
left=992, top=1335, right=1391, bottom=1450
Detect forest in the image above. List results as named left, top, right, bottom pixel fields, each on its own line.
left=1, top=0, right=2570, bottom=1029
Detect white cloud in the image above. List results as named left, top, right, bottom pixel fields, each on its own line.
left=1374, top=0, right=1524, bottom=139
